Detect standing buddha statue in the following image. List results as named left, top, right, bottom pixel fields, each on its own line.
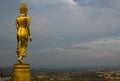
left=16, top=1, right=32, bottom=63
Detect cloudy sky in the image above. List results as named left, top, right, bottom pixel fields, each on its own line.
left=1, top=0, right=120, bottom=68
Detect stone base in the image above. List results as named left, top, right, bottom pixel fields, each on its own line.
left=10, top=64, right=31, bottom=81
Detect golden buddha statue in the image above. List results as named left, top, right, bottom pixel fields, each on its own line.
left=11, top=1, right=32, bottom=81
left=16, top=1, right=32, bottom=64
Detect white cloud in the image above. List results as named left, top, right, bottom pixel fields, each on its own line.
left=61, top=0, right=77, bottom=5
left=29, top=0, right=120, bottom=50
left=28, top=0, right=78, bottom=6
left=54, top=38, right=120, bottom=51
left=82, top=38, right=120, bottom=48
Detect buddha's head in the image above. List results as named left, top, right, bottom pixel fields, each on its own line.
left=19, top=2, right=28, bottom=15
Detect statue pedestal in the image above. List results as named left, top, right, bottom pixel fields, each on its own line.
left=10, top=64, right=31, bottom=81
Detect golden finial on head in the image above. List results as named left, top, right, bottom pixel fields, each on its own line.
left=19, top=0, right=28, bottom=14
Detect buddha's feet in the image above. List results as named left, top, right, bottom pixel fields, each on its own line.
left=18, top=57, right=24, bottom=64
